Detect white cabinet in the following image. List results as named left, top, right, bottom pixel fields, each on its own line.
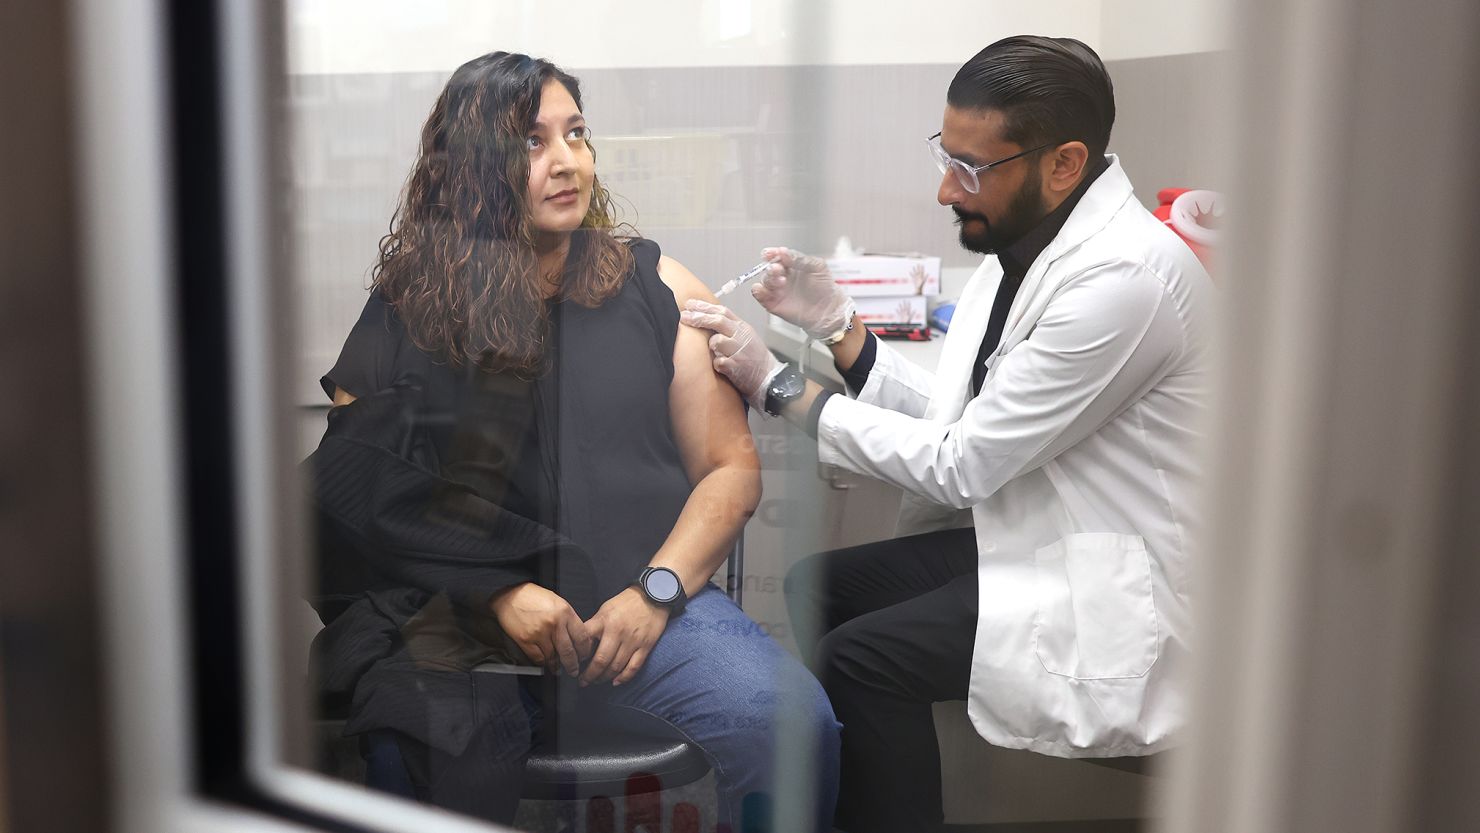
left=737, top=409, right=905, bottom=657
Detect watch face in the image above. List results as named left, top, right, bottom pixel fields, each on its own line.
left=764, top=364, right=807, bottom=417
left=644, top=568, right=682, bottom=603
left=770, top=365, right=805, bottom=399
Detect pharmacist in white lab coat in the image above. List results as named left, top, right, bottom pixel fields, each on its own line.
left=681, top=35, right=1213, bottom=833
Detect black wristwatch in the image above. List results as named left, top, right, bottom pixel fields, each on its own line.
left=635, top=566, right=687, bottom=615
left=763, top=362, right=806, bottom=417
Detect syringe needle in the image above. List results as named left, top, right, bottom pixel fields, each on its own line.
left=715, top=261, right=771, bottom=298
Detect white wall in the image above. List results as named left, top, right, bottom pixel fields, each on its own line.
left=1099, top=0, right=1231, bottom=60
left=821, top=0, right=1100, bottom=67
left=286, top=0, right=1224, bottom=75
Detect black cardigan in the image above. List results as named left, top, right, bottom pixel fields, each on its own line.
left=305, top=383, right=597, bottom=756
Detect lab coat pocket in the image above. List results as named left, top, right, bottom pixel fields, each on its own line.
left=1032, top=533, right=1159, bottom=680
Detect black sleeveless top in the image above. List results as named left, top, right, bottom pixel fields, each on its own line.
left=322, top=239, right=693, bottom=603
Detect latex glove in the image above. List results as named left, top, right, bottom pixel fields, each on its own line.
left=680, top=300, right=783, bottom=408
left=753, top=247, right=856, bottom=340
left=580, top=587, right=671, bottom=687
left=489, top=582, right=594, bottom=675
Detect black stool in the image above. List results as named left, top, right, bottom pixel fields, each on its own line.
left=323, top=538, right=745, bottom=809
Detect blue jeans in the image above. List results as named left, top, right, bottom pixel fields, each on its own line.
left=588, top=585, right=842, bottom=831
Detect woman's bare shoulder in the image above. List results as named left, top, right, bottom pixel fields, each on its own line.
left=656, top=256, right=717, bottom=306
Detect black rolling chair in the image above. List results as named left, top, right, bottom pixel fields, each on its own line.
left=321, top=536, right=746, bottom=813
left=310, top=397, right=753, bottom=827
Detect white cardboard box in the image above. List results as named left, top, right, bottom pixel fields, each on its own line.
left=827, top=253, right=942, bottom=297
left=767, top=295, right=931, bottom=340
left=855, top=294, right=929, bottom=334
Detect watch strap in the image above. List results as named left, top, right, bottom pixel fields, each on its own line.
left=817, top=301, right=858, bottom=346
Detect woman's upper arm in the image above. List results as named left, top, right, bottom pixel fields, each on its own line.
left=657, top=256, right=761, bottom=484
left=322, top=290, right=397, bottom=403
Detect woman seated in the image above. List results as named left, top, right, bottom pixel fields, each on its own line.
left=314, top=51, right=839, bottom=829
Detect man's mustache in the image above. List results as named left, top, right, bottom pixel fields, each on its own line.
left=953, top=207, right=988, bottom=225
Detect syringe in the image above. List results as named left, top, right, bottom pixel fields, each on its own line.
left=714, top=260, right=772, bottom=299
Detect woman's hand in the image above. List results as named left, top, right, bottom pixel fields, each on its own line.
left=489, top=582, right=593, bottom=675
left=580, top=587, right=672, bottom=687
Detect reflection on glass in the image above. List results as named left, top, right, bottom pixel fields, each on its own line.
left=281, top=7, right=1230, bottom=832
left=301, top=52, right=836, bottom=831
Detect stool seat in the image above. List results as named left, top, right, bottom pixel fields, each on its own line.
left=470, top=661, right=714, bottom=801
left=523, top=718, right=709, bottom=800
left=1083, top=753, right=1162, bottom=775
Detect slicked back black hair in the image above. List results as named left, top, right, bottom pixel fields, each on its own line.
left=947, top=36, right=1115, bottom=159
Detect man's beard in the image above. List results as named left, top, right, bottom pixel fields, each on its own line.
left=953, top=167, right=1049, bottom=255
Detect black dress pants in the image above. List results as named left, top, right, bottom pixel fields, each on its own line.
left=785, top=527, right=979, bottom=833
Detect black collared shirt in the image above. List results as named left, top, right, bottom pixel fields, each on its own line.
left=969, top=156, right=1109, bottom=395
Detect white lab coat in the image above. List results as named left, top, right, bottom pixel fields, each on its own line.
left=816, top=156, right=1212, bottom=757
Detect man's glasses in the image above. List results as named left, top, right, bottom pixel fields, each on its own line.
left=926, top=133, right=1059, bottom=194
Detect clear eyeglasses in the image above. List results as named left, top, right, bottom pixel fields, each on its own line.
left=926, top=132, right=1058, bottom=194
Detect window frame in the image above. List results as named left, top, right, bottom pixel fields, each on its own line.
left=80, top=0, right=511, bottom=829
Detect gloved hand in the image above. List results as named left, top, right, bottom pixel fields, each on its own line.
left=680, top=300, right=783, bottom=408
left=753, top=247, right=856, bottom=340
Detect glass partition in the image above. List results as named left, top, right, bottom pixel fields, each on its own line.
left=244, top=3, right=1233, bottom=831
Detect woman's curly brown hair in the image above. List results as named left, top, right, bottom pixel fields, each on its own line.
left=372, top=52, right=633, bottom=377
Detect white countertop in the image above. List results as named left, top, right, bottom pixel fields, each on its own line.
left=763, top=321, right=946, bottom=390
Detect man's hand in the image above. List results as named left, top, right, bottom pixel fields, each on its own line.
left=680, top=300, right=782, bottom=408
left=580, top=587, right=672, bottom=687
left=753, top=247, right=855, bottom=340
left=489, top=582, right=593, bottom=675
